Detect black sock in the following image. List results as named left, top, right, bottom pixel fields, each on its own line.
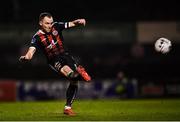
left=66, top=82, right=78, bottom=107
left=68, top=72, right=82, bottom=81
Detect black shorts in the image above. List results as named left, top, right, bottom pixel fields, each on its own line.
left=48, top=52, right=79, bottom=73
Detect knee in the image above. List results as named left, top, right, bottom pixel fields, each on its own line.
left=60, top=65, right=74, bottom=77
left=60, top=65, right=81, bottom=81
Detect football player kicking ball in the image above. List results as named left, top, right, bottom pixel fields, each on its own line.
left=19, top=12, right=91, bottom=116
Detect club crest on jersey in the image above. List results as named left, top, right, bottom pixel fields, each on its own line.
left=52, top=30, right=58, bottom=36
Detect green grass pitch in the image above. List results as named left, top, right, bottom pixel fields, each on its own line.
left=0, top=99, right=180, bottom=121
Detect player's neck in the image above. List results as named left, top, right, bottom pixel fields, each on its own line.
left=39, top=29, right=45, bottom=34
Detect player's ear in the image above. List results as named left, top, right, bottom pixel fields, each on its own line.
left=39, top=21, right=42, bottom=26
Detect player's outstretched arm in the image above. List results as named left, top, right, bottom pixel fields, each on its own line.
left=19, top=47, right=36, bottom=62
left=69, top=19, right=86, bottom=28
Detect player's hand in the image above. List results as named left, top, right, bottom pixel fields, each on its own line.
left=74, top=19, right=86, bottom=26
left=19, top=56, right=28, bottom=62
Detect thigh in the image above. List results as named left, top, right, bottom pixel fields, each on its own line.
left=48, top=53, right=77, bottom=73
left=63, top=53, right=78, bottom=71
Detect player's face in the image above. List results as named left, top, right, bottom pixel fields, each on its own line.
left=39, top=16, right=53, bottom=33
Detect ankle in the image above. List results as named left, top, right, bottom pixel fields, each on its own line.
left=64, top=105, right=71, bottom=110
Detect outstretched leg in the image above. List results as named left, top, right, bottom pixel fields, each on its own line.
left=76, top=65, right=91, bottom=81
left=61, top=65, right=91, bottom=82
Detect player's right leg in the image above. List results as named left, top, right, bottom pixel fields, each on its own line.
left=76, top=65, right=91, bottom=82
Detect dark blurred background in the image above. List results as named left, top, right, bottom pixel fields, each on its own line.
left=0, top=0, right=180, bottom=101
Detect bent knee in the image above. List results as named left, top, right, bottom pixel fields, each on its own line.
left=60, top=65, right=81, bottom=81
left=60, top=65, right=74, bottom=77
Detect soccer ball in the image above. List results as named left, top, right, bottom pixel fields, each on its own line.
left=154, top=37, right=172, bottom=54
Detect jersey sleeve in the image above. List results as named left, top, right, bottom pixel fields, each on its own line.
left=53, top=22, right=69, bottom=31
left=30, top=36, right=38, bottom=48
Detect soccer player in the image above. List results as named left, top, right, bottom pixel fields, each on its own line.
left=19, top=12, right=91, bottom=116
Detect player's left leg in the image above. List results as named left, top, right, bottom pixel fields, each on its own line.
left=61, top=64, right=91, bottom=82
left=76, top=65, right=91, bottom=81
left=63, top=52, right=92, bottom=82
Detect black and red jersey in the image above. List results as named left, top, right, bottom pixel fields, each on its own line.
left=30, top=22, right=69, bottom=61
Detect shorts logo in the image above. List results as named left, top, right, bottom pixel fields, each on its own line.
left=52, top=30, right=58, bottom=36
left=54, top=61, right=61, bottom=71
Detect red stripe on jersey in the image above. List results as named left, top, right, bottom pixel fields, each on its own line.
left=47, top=34, right=52, bottom=45
left=38, top=32, right=53, bottom=58
left=52, top=28, right=63, bottom=47
left=47, top=34, right=58, bottom=52
left=52, top=28, right=64, bottom=53
left=38, top=33, right=48, bottom=46
left=56, top=35, right=63, bottom=47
